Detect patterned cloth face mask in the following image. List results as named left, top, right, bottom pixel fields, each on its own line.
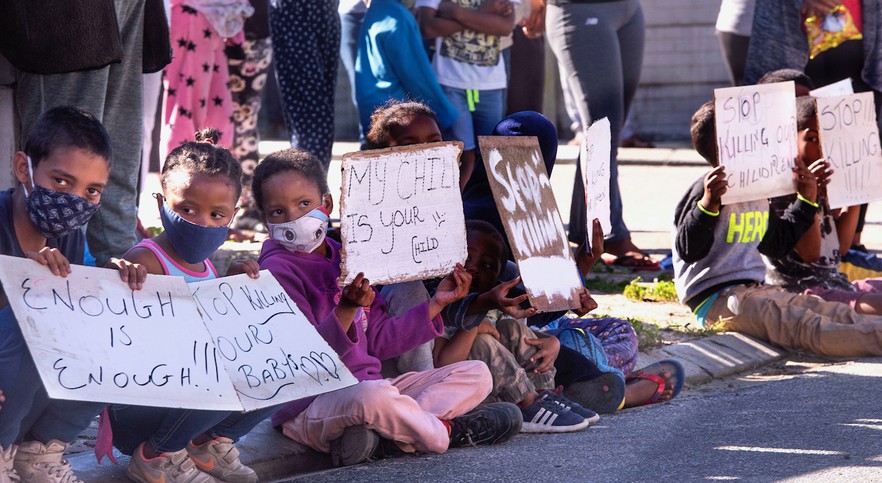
left=267, top=208, right=330, bottom=254
left=23, top=156, right=101, bottom=239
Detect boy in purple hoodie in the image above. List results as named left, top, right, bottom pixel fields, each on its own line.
left=253, top=148, right=522, bottom=467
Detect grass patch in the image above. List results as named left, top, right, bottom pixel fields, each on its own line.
left=630, top=318, right=664, bottom=350
left=666, top=319, right=725, bottom=338
left=623, top=277, right=679, bottom=302
left=582, top=277, right=631, bottom=294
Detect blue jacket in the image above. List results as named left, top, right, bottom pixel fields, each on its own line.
left=355, top=0, right=457, bottom=136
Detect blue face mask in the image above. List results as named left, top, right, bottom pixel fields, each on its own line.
left=158, top=200, right=229, bottom=264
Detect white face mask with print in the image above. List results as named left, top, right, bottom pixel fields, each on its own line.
left=267, top=208, right=330, bottom=254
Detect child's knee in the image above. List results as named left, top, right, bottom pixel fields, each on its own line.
left=454, top=360, right=493, bottom=394
left=496, top=318, right=530, bottom=341
left=346, top=380, right=400, bottom=420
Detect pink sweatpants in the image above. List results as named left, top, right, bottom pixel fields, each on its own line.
left=281, top=360, right=491, bottom=454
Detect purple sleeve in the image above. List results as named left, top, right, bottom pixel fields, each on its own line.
left=263, top=261, right=363, bottom=369
left=365, top=291, right=444, bottom=361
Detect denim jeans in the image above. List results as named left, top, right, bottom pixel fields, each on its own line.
left=109, top=403, right=282, bottom=455
left=0, top=306, right=104, bottom=447
left=440, top=85, right=505, bottom=151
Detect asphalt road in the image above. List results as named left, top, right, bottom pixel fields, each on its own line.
left=279, top=357, right=882, bottom=483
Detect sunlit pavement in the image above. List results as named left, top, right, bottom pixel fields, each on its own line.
left=280, top=357, right=882, bottom=482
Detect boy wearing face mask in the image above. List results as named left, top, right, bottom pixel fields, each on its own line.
left=0, top=106, right=121, bottom=483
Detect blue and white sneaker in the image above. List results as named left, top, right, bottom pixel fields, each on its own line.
left=520, top=393, right=590, bottom=433
left=541, top=388, right=601, bottom=424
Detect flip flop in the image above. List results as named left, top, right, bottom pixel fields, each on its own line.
left=563, top=371, right=627, bottom=414
left=626, top=359, right=685, bottom=406
left=609, top=254, right=662, bottom=272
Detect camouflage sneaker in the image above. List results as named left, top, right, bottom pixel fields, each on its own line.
left=187, top=437, right=257, bottom=483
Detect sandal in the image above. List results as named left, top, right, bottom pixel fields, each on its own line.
left=625, top=359, right=684, bottom=406
left=606, top=253, right=662, bottom=272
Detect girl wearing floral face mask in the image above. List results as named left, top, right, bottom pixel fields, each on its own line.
left=0, top=106, right=115, bottom=483
left=107, top=128, right=269, bottom=483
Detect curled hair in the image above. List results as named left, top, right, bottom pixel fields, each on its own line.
left=251, top=148, right=329, bottom=213
left=365, top=100, right=439, bottom=149
left=25, top=106, right=112, bottom=169
left=691, top=100, right=718, bottom=167
left=796, top=96, right=818, bottom=131
left=757, top=69, right=815, bottom=91
left=194, top=127, right=220, bottom=144
left=161, top=129, right=243, bottom=199
left=465, top=219, right=509, bottom=277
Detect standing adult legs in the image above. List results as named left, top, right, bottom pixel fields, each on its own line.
left=15, top=0, right=145, bottom=266
left=270, top=0, right=340, bottom=169
left=89, top=0, right=144, bottom=266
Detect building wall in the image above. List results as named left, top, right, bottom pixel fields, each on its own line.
left=630, top=0, right=729, bottom=141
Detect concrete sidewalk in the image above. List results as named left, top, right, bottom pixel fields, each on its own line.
left=68, top=331, right=787, bottom=482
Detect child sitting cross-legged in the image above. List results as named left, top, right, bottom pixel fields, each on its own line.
left=253, top=149, right=523, bottom=467
left=433, top=220, right=600, bottom=433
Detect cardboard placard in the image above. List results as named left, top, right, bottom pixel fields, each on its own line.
left=478, top=136, right=583, bottom=312
left=339, top=142, right=466, bottom=285
left=580, top=117, right=612, bottom=237
left=816, top=92, right=882, bottom=209
left=714, top=81, right=799, bottom=204
left=190, top=271, right=358, bottom=412
left=0, top=255, right=241, bottom=410
left=810, top=78, right=854, bottom=97
left=0, top=257, right=357, bottom=410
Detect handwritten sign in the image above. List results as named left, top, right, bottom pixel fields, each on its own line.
left=811, top=78, right=854, bottom=97
left=714, top=81, right=798, bottom=203
left=817, top=92, right=882, bottom=209
left=190, top=272, right=357, bottom=412
left=478, top=136, right=583, bottom=312
left=580, top=117, right=612, bottom=237
left=0, top=255, right=241, bottom=410
left=339, top=141, right=467, bottom=285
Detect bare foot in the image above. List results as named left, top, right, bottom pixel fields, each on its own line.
left=602, top=238, right=660, bottom=271
left=623, top=370, right=674, bottom=408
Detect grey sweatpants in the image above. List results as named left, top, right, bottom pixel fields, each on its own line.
left=546, top=0, right=644, bottom=244
left=15, top=0, right=144, bottom=266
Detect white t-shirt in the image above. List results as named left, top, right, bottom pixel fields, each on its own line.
left=339, top=0, right=366, bottom=15
left=416, top=0, right=518, bottom=91
left=716, top=0, right=756, bottom=37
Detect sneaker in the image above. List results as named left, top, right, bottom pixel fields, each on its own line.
left=541, top=388, right=601, bottom=424
left=1, top=445, right=20, bottom=483
left=187, top=437, right=257, bottom=483
left=329, top=425, right=380, bottom=467
left=448, top=402, right=523, bottom=448
left=520, top=393, right=590, bottom=433
left=126, top=443, right=214, bottom=483
left=13, top=440, right=80, bottom=483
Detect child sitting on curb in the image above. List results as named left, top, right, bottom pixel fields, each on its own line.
left=253, top=148, right=523, bottom=467
left=673, top=100, right=882, bottom=357
left=763, top=96, right=882, bottom=314
left=432, top=220, right=599, bottom=433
